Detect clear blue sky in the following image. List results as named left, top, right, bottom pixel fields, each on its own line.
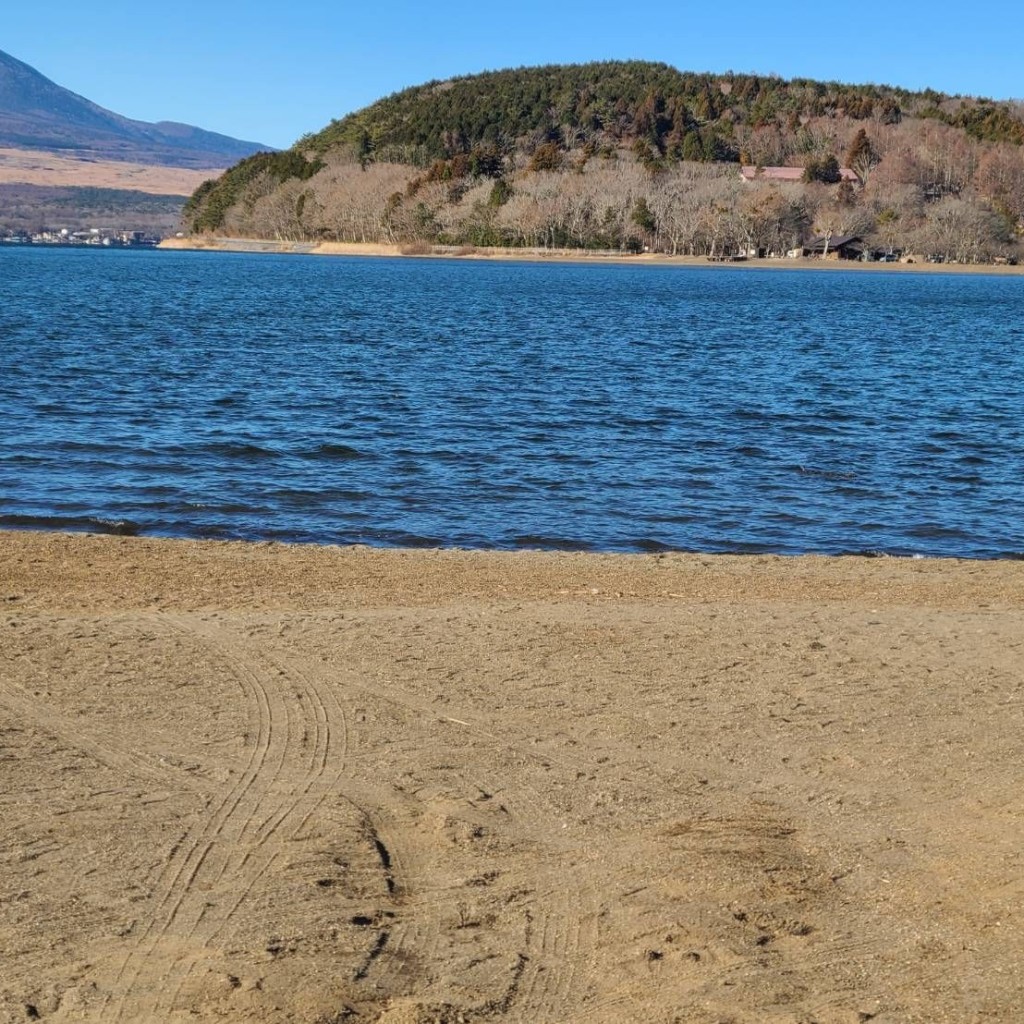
left=4, top=0, right=1022, bottom=149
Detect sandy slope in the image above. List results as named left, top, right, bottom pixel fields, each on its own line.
left=1, top=530, right=1022, bottom=1023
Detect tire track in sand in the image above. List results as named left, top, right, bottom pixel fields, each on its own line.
left=154, top=617, right=350, bottom=1015
left=277, top=647, right=609, bottom=1022
left=102, top=615, right=403, bottom=1022
left=91, top=613, right=277, bottom=1024
left=82, top=614, right=276, bottom=1024
left=0, top=646, right=212, bottom=796
left=108, top=612, right=348, bottom=1021
left=508, top=873, right=601, bottom=1023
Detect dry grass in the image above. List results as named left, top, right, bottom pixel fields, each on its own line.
left=0, top=147, right=223, bottom=196
left=398, top=241, right=436, bottom=255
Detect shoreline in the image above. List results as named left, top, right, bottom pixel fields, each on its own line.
left=3, top=518, right=1021, bottom=565
left=158, top=235, right=1024, bottom=275
left=5, top=528, right=1024, bottom=611
left=3, top=527, right=1024, bottom=1021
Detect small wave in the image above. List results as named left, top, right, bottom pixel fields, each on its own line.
left=906, top=523, right=972, bottom=540
left=633, top=537, right=677, bottom=553
left=304, top=443, right=366, bottom=460
left=93, top=518, right=142, bottom=535
left=184, top=500, right=261, bottom=515
left=618, top=415, right=666, bottom=429
left=205, top=441, right=281, bottom=460
left=796, top=465, right=857, bottom=481
left=764, top=512, right=816, bottom=526
left=511, top=534, right=593, bottom=551
left=715, top=539, right=786, bottom=554
left=182, top=523, right=246, bottom=540
left=818, top=409, right=857, bottom=423
left=831, top=485, right=878, bottom=498
left=791, top=421, right=845, bottom=437
left=369, top=530, right=445, bottom=548
left=272, top=487, right=371, bottom=507
left=0, top=514, right=142, bottom=536
left=0, top=454, right=46, bottom=465
left=49, top=439, right=108, bottom=453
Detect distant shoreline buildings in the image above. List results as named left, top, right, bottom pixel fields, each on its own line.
left=0, top=227, right=161, bottom=247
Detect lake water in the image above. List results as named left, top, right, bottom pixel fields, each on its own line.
left=2, top=246, right=1022, bottom=558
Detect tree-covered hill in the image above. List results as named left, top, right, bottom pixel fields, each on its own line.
left=184, top=61, right=1024, bottom=262
left=304, top=61, right=1021, bottom=162
left=310, top=62, right=888, bottom=160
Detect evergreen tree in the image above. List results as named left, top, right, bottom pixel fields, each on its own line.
left=845, top=129, right=879, bottom=183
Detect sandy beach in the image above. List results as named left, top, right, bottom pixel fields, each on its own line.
left=158, top=236, right=1024, bottom=276
left=2, top=529, right=1023, bottom=1023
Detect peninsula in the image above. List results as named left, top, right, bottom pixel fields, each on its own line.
left=184, top=61, right=1024, bottom=265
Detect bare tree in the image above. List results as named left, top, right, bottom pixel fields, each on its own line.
left=915, top=196, right=1010, bottom=262
left=975, top=145, right=1024, bottom=226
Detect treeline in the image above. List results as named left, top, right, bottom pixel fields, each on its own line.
left=183, top=151, right=323, bottom=233
left=184, top=62, right=1024, bottom=262
left=0, top=184, right=186, bottom=234
left=202, top=145, right=1019, bottom=263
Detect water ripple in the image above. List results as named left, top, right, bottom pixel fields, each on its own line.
left=2, top=247, right=1023, bottom=558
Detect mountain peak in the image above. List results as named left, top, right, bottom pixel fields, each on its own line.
left=0, top=47, right=271, bottom=169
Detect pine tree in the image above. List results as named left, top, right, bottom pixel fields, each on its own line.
left=845, top=129, right=879, bottom=184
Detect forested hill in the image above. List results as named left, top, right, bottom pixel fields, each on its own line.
left=308, top=61, right=890, bottom=162
left=184, top=61, right=1024, bottom=264
left=306, top=61, right=1024, bottom=162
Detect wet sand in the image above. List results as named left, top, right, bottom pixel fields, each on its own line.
left=2, top=529, right=1023, bottom=1023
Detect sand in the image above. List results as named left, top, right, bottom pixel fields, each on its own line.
left=1, top=529, right=1022, bottom=1023
left=158, top=236, right=1024, bottom=275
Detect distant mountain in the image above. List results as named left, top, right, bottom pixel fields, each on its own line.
left=0, top=48, right=271, bottom=168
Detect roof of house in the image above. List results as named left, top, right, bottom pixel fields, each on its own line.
left=806, top=234, right=865, bottom=250
left=739, top=166, right=860, bottom=183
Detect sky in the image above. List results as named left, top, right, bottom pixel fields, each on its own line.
left=3, top=1, right=1022, bottom=150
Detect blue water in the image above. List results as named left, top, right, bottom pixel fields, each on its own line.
left=2, top=246, right=1022, bottom=557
